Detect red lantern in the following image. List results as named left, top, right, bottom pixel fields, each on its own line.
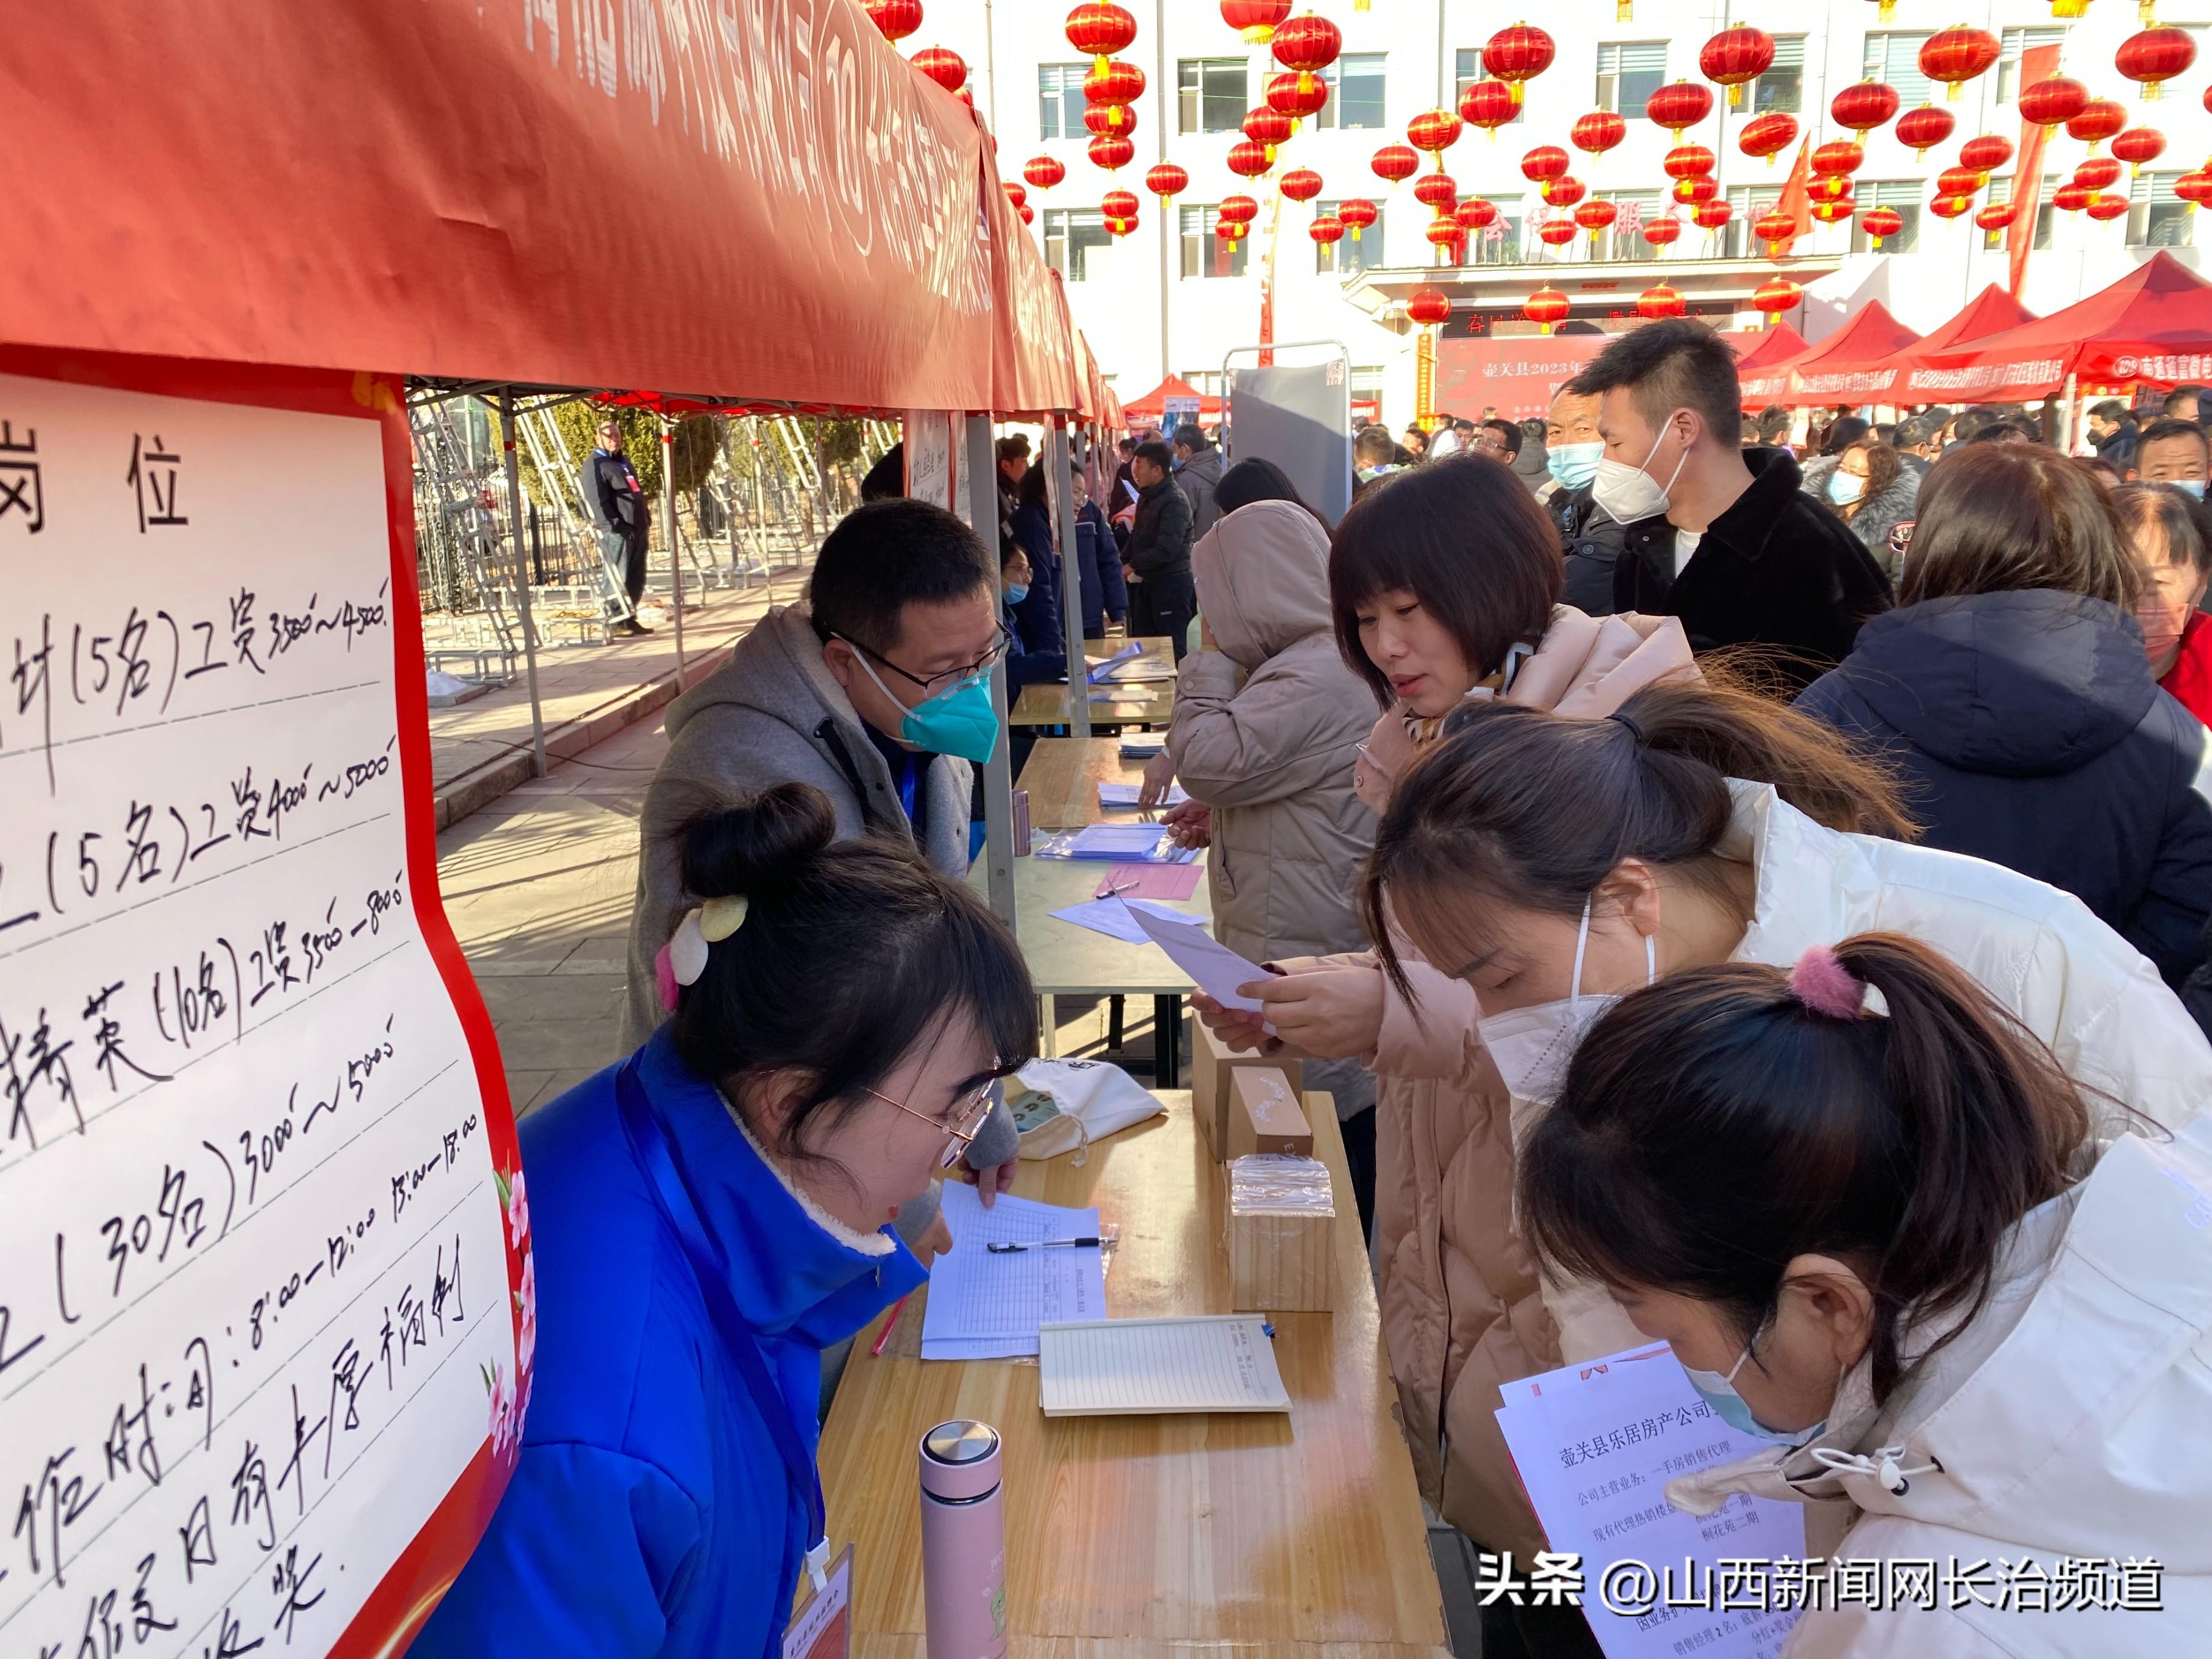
left=1088, top=133, right=1136, bottom=171
left=1483, top=24, right=1556, bottom=108
left=1754, top=208, right=1797, bottom=248
left=1646, top=82, right=1716, bottom=138
left=1895, top=106, right=1956, bottom=157
left=1674, top=176, right=1720, bottom=206
left=1266, top=70, right=1329, bottom=127
left=1144, top=161, right=1188, bottom=199
left=1753, top=276, right=1803, bottom=323
left=1281, top=167, right=1325, bottom=203
left=957, top=88, right=974, bottom=111
left=1643, top=216, right=1683, bottom=248
left=1936, top=166, right=1982, bottom=199
left=1084, top=103, right=1140, bottom=138
left=1426, top=218, right=1467, bottom=256
left=1102, top=188, right=1140, bottom=219
left=2053, top=182, right=2095, bottom=212
left=1338, top=197, right=1380, bottom=238
left=2114, top=127, right=2168, bottom=175
left=1693, top=199, right=1734, bottom=230
left=2118, top=27, right=2195, bottom=101
left=1958, top=134, right=2014, bottom=180
left=2175, top=170, right=2212, bottom=209
left=1544, top=175, right=1588, bottom=209
left=1222, top=0, right=1290, bottom=44
left=1664, top=144, right=1716, bottom=180
left=1025, top=155, right=1067, bottom=192
left=1524, top=286, right=1571, bottom=333
left=1975, top=202, right=2017, bottom=233
left=1272, top=11, right=1342, bottom=98
left=1520, top=144, right=1570, bottom=187
left=1700, top=26, right=1775, bottom=109
left=1739, top=112, right=1799, bottom=164
left=1085, top=57, right=1145, bottom=118
left=2086, top=194, right=2130, bottom=222
left=1459, top=80, right=1519, bottom=136
left=1105, top=213, right=1137, bottom=237
left=1309, top=214, right=1345, bottom=244
left=1572, top=110, right=1628, bottom=159
left=912, top=46, right=967, bottom=94
left=1862, top=206, right=1904, bottom=246
left=1929, top=194, right=1974, bottom=220
left=2075, top=157, right=2124, bottom=195
left=1457, top=197, right=1500, bottom=230
left=1372, top=144, right=1420, bottom=186
left=1244, top=105, right=1292, bottom=152
left=864, top=0, right=923, bottom=45
left=1830, top=80, right=1900, bottom=134
left=1227, top=139, right=1273, bottom=178
left=1004, top=181, right=1028, bottom=210
left=2068, top=101, right=2128, bottom=151
left=1920, top=27, right=2000, bottom=102
left=1406, top=289, right=1452, bottom=327
left=1019, top=203, right=1035, bottom=226
left=1413, top=174, right=1459, bottom=217
left=1219, top=192, right=1261, bottom=224
left=1536, top=218, right=1579, bottom=247
left=1811, top=197, right=1856, bottom=225
left=1638, top=283, right=1687, bottom=320
left=2018, top=75, right=2090, bottom=130
left=1573, top=199, right=1619, bottom=239
left=1812, top=140, right=1866, bottom=179
left=1065, top=2, right=1138, bottom=74
left=1409, top=109, right=1465, bottom=167
left=1216, top=218, right=1246, bottom=244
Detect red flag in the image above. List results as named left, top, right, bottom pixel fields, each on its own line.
left=1774, top=139, right=1815, bottom=251
left=2008, top=43, right=2064, bottom=298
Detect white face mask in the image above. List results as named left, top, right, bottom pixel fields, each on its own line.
left=1589, top=420, right=1690, bottom=527
left=1473, top=896, right=1656, bottom=1107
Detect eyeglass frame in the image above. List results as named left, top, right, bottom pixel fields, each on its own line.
left=832, top=622, right=1014, bottom=702
left=861, top=1074, right=1001, bottom=1169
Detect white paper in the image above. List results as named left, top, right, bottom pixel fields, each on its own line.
left=920, top=1183, right=1107, bottom=1360
left=1097, top=659, right=1177, bottom=684
left=1047, top=897, right=1201, bottom=944
left=1494, top=1344, right=1806, bottom=1659
left=1068, top=822, right=1170, bottom=857
left=1099, top=781, right=1188, bottom=809
left=1128, top=903, right=1272, bottom=1012
left=1084, top=641, right=1142, bottom=683
left=0, top=372, right=512, bottom=1653
left=1118, top=738, right=1166, bottom=758
left=1038, top=1316, right=1290, bottom=1416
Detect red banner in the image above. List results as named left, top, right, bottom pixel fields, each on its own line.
left=1435, top=334, right=1607, bottom=421
left=2009, top=44, right=2064, bottom=298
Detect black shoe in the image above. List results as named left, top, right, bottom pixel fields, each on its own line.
left=613, top=618, right=655, bottom=636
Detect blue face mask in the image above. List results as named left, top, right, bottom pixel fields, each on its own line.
left=2176, top=479, right=2208, bottom=500
left=1003, top=583, right=1030, bottom=606
left=1548, top=441, right=1603, bottom=490
left=1679, top=1337, right=1828, bottom=1449
left=850, top=647, right=1002, bottom=766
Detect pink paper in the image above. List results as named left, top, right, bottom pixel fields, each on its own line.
left=1096, top=862, right=1203, bottom=900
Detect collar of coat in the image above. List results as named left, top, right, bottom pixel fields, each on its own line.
left=1627, top=444, right=1804, bottom=565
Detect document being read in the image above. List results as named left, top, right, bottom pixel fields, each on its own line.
left=1494, top=1344, right=1806, bottom=1659
left=920, top=1183, right=1107, bottom=1360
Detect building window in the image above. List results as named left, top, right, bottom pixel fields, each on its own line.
left=1038, top=64, right=1087, bottom=140
left=1723, top=184, right=1781, bottom=260
left=1351, top=364, right=1386, bottom=412
left=1995, top=27, right=2064, bottom=102
left=1469, top=196, right=1523, bottom=264
left=1042, top=208, right=1115, bottom=280
left=1181, top=205, right=1250, bottom=277
left=1751, top=35, right=1806, bottom=114
left=1453, top=48, right=1524, bottom=122
left=1604, top=193, right=1666, bottom=260
left=1862, top=33, right=1935, bottom=109
left=1849, top=181, right=1922, bottom=254
left=1316, top=201, right=1387, bottom=274
left=1177, top=370, right=1226, bottom=399
left=1596, top=43, right=1667, bottom=116
left=1316, top=53, right=1387, bottom=129
left=2131, top=171, right=2194, bottom=248
left=1178, top=59, right=1249, bottom=134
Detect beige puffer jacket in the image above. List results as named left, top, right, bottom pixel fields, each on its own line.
left=1170, top=501, right=1380, bottom=1116
left=1351, top=608, right=1697, bottom=1557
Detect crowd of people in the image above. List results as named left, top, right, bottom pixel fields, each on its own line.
left=422, top=318, right=2210, bottom=1659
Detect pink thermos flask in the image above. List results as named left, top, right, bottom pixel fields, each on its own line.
left=918, top=1419, right=1008, bottom=1659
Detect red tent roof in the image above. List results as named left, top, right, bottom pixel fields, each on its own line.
left=1874, top=285, right=2038, bottom=404
left=1122, top=375, right=1223, bottom=422
left=1911, top=252, right=2212, bottom=401
left=1778, top=301, right=1922, bottom=406
left=1730, top=324, right=1811, bottom=407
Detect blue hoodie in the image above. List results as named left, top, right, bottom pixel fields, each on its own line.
left=417, top=1030, right=925, bottom=1659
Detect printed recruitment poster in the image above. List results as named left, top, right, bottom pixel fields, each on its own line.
left=0, top=348, right=522, bottom=1658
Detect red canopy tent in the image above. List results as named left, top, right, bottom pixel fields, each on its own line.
left=1872, top=285, right=2039, bottom=404
left=1909, top=252, right=2212, bottom=401
left=1730, top=323, right=1813, bottom=408
left=1778, top=301, right=1922, bottom=407
left=1122, top=375, right=1223, bottom=424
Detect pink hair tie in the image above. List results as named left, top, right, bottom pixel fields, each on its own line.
left=1791, top=945, right=1867, bottom=1020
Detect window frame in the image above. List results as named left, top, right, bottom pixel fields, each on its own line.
left=1037, top=63, right=1088, bottom=141
left=1177, top=57, right=1251, bottom=135
left=1180, top=204, right=1251, bottom=278
left=1595, top=41, right=1667, bottom=117
left=1316, top=52, right=1388, bottom=130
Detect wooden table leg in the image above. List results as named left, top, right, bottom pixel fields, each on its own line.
left=1154, top=993, right=1181, bottom=1089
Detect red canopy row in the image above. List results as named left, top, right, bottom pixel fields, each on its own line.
left=8, top=0, right=1105, bottom=420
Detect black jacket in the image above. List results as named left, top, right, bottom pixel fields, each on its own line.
left=583, top=447, right=647, bottom=533
left=1613, top=446, right=1892, bottom=688
left=1548, top=483, right=1626, bottom=617
left=1125, top=475, right=1194, bottom=586
left=1797, top=588, right=2212, bottom=985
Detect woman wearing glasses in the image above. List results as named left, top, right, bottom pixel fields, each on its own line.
left=422, top=782, right=1037, bottom=1659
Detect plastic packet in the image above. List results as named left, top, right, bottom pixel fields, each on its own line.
left=1226, top=1153, right=1336, bottom=1218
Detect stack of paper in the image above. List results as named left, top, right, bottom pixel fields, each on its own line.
left=1084, top=641, right=1143, bottom=683
left=1038, top=1315, right=1290, bottom=1416
left=1048, top=896, right=1203, bottom=944
left=919, top=1184, right=1107, bottom=1360
left=1099, top=781, right=1189, bottom=809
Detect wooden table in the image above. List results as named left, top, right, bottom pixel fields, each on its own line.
left=1010, top=637, right=1179, bottom=729
left=1016, top=736, right=1153, bottom=831
left=818, top=1091, right=1449, bottom=1659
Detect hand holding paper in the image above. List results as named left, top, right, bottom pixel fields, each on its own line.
left=1126, top=902, right=1271, bottom=1013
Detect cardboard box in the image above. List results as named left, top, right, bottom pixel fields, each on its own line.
left=1227, top=1154, right=1336, bottom=1312
left=1225, top=1067, right=1313, bottom=1160
left=1191, top=1020, right=1302, bottom=1159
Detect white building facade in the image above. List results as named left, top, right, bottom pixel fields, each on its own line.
left=912, top=1, right=2212, bottom=424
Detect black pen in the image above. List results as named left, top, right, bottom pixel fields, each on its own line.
left=985, top=1237, right=1102, bottom=1253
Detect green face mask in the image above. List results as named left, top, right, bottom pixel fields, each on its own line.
left=851, top=650, right=1001, bottom=765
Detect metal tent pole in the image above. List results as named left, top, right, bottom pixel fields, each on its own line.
left=1049, top=420, right=1092, bottom=738
left=967, top=414, right=1018, bottom=928
left=663, top=415, right=687, bottom=690
left=499, top=388, right=548, bottom=777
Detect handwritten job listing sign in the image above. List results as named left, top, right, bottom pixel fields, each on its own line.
left=0, top=362, right=521, bottom=1658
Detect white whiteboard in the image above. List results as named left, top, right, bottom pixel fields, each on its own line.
left=0, top=366, right=518, bottom=1657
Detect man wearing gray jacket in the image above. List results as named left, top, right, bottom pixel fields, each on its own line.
left=622, top=500, right=1021, bottom=1227
left=1171, top=424, right=1225, bottom=539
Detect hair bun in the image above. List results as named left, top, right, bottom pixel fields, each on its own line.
left=679, top=781, right=838, bottom=900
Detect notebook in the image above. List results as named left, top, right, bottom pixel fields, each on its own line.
left=1037, top=1315, right=1291, bottom=1416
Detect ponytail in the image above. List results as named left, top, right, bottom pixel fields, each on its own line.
left=1518, top=933, right=2090, bottom=1403
left=1360, top=667, right=1914, bottom=999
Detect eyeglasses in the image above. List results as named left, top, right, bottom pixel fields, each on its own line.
left=838, top=624, right=1013, bottom=700
left=863, top=1076, right=1000, bottom=1168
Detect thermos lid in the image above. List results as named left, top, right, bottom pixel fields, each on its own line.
left=919, top=1419, right=1002, bottom=1500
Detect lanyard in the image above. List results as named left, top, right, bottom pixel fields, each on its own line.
left=614, top=1056, right=833, bottom=1591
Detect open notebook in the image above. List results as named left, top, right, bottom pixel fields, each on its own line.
left=1037, top=1315, right=1291, bottom=1417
